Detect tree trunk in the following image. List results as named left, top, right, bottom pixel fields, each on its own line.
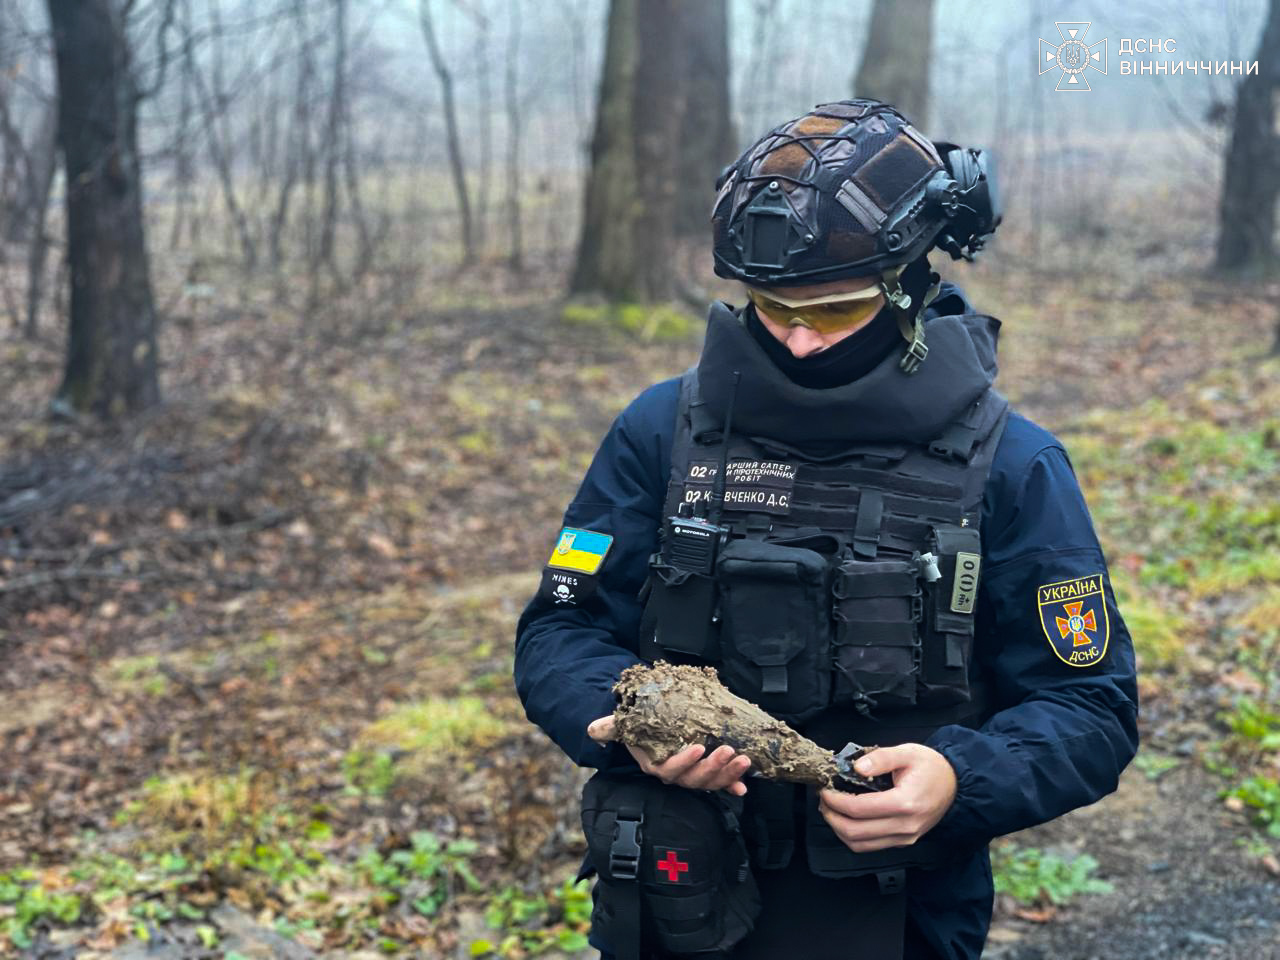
left=168, top=0, right=194, bottom=250
left=676, top=0, right=733, bottom=236
left=569, top=0, right=687, bottom=303
left=47, top=0, right=160, bottom=419
left=503, top=0, right=523, bottom=272
left=318, top=0, right=346, bottom=275
left=0, top=0, right=21, bottom=241
left=419, top=0, right=476, bottom=267
left=852, top=0, right=935, bottom=130
left=342, top=82, right=375, bottom=280
left=462, top=4, right=493, bottom=255
left=269, top=0, right=314, bottom=274
left=24, top=98, right=59, bottom=339
left=1214, top=0, right=1280, bottom=273
left=191, top=0, right=257, bottom=270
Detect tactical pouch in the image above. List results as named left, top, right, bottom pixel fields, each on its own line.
left=648, top=563, right=720, bottom=661
left=581, top=772, right=760, bottom=959
left=715, top=539, right=831, bottom=723
left=919, top=525, right=981, bottom=707
left=832, top=557, right=922, bottom=711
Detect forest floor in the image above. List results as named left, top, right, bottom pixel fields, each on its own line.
left=1, top=242, right=1279, bottom=958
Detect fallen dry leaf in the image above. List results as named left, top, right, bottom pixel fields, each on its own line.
left=1014, top=906, right=1059, bottom=924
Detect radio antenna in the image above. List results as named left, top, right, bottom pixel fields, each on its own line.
left=710, top=371, right=741, bottom=527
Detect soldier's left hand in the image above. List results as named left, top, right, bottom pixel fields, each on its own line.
left=817, top=743, right=957, bottom=853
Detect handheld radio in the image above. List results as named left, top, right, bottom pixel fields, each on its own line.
left=654, top=373, right=740, bottom=658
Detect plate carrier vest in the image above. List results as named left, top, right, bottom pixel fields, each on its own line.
left=638, top=367, right=1009, bottom=882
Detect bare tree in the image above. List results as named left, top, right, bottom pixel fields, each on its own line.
left=459, top=0, right=494, bottom=254
left=167, top=0, right=196, bottom=250
left=24, top=98, right=59, bottom=338
left=0, top=3, right=25, bottom=240
left=0, top=3, right=56, bottom=251
left=317, top=0, right=346, bottom=275
left=46, top=0, right=160, bottom=417
left=738, top=0, right=777, bottom=144
left=268, top=0, right=317, bottom=275
left=419, top=0, right=476, bottom=267
left=853, top=0, right=935, bottom=128
left=341, top=52, right=376, bottom=281
left=1215, top=0, right=1280, bottom=274
left=569, top=0, right=689, bottom=303
left=503, top=0, right=522, bottom=271
left=676, top=0, right=732, bottom=236
left=190, top=0, right=258, bottom=270
left=554, top=0, right=591, bottom=160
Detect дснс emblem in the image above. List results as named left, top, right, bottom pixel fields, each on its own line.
left=1039, top=22, right=1108, bottom=91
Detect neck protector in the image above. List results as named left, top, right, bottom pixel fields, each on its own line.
left=696, top=301, right=1001, bottom=449
left=744, top=302, right=903, bottom=389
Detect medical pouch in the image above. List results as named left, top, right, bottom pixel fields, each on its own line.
left=715, top=538, right=831, bottom=722
left=832, top=557, right=922, bottom=710
left=581, top=772, right=760, bottom=958
left=919, top=525, right=981, bottom=707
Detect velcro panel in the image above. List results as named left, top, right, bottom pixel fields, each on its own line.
left=852, top=136, right=937, bottom=214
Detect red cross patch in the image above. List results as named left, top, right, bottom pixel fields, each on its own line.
left=1037, top=574, right=1110, bottom=668
left=655, top=848, right=691, bottom=884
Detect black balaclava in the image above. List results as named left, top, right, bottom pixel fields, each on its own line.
left=744, top=255, right=936, bottom=390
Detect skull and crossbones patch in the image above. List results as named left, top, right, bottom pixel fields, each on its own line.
left=539, top=567, right=596, bottom=607
left=539, top=527, right=612, bottom=608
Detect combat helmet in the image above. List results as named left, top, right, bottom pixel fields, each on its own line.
left=711, top=99, right=1001, bottom=370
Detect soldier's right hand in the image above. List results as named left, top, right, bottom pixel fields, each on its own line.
left=587, top=716, right=752, bottom=796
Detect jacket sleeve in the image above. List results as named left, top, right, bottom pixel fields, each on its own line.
left=513, top=381, right=675, bottom=769
left=925, top=440, right=1140, bottom=843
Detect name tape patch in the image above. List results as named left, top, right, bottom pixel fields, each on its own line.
left=682, top=458, right=797, bottom=516
left=1037, top=573, right=1109, bottom=668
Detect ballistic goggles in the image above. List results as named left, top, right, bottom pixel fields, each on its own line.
left=744, top=266, right=906, bottom=335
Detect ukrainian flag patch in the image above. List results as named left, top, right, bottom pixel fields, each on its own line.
left=547, top=527, right=613, bottom=575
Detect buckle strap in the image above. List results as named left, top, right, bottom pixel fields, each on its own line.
left=609, top=807, right=643, bottom=881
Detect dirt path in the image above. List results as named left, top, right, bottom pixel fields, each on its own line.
left=986, top=762, right=1280, bottom=959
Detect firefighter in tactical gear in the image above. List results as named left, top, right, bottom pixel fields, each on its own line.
left=515, top=99, right=1138, bottom=960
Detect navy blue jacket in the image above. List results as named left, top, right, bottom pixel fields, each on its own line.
left=515, top=285, right=1139, bottom=960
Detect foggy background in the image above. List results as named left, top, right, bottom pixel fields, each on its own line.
left=1, top=2, right=1278, bottom=958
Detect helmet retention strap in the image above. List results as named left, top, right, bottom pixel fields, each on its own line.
left=880, top=265, right=936, bottom=375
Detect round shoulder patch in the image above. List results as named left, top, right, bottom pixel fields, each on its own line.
left=1037, top=574, right=1109, bottom=667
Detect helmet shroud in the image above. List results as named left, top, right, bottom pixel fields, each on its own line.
left=712, top=99, right=951, bottom=287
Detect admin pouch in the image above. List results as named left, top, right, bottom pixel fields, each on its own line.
left=716, top=538, right=832, bottom=723
left=580, top=772, right=761, bottom=960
